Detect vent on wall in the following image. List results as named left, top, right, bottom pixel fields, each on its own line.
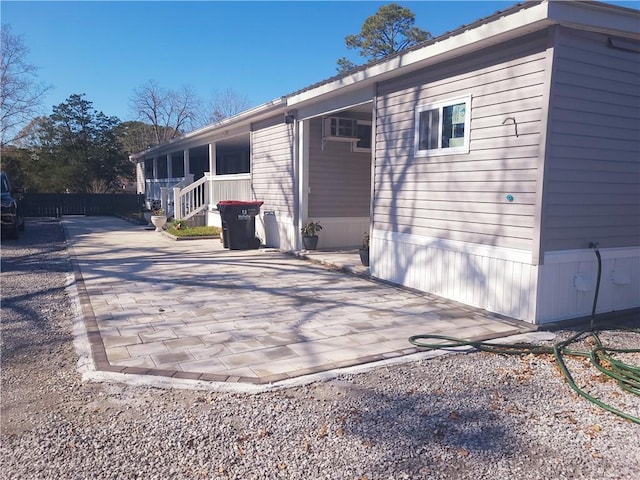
left=608, top=36, right=640, bottom=53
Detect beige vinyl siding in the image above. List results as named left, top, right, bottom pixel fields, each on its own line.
left=308, top=116, right=371, bottom=218
left=542, top=28, right=640, bottom=252
left=374, top=31, right=548, bottom=251
left=251, top=116, right=295, bottom=217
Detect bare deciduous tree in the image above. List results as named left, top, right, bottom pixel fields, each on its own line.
left=207, top=88, right=250, bottom=124
left=0, top=24, right=52, bottom=146
left=86, top=178, right=110, bottom=193
left=129, top=80, right=202, bottom=145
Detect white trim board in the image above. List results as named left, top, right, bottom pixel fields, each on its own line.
left=543, top=246, right=640, bottom=264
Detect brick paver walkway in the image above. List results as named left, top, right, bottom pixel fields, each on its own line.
left=64, top=216, right=531, bottom=385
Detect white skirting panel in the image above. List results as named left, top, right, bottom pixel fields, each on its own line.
left=370, top=229, right=538, bottom=323
left=310, top=217, right=370, bottom=249
left=256, top=211, right=297, bottom=251
left=206, top=207, right=222, bottom=228
left=536, top=247, right=640, bottom=324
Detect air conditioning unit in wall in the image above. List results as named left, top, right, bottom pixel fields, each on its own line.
left=322, top=116, right=359, bottom=150
left=321, top=116, right=372, bottom=152
left=324, top=117, right=358, bottom=138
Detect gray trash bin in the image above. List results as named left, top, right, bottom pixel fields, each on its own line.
left=217, top=200, right=263, bottom=250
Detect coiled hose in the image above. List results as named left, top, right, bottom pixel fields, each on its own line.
left=409, top=244, right=640, bottom=424
left=409, top=328, right=639, bottom=423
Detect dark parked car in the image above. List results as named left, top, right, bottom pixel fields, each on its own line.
left=1, top=171, right=25, bottom=239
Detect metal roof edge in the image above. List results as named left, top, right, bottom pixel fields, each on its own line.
left=286, top=0, right=639, bottom=106
left=547, top=0, right=640, bottom=37
left=285, top=1, right=547, bottom=104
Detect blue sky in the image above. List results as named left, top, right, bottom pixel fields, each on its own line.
left=3, top=0, right=639, bottom=123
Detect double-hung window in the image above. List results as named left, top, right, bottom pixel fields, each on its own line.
left=414, top=95, right=471, bottom=156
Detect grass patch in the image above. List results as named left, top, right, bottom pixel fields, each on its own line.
left=166, top=222, right=220, bottom=238
left=118, top=211, right=147, bottom=225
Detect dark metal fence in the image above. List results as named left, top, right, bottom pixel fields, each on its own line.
left=22, top=193, right=145, bottom=218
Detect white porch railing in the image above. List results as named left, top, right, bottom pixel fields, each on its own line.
left=208, top=173, right=252, bottom=207
left=173, top=173, right=252, bottom=221
left=162, top=174, right=194, bottom=218
left=173, top=175, right=208, bottom=220
left=145, top=177, right=185, bottom=206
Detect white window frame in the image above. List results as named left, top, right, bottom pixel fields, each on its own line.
left=414, top=95, right=471, bottom=157
left=352, top=120, right=372, bottom=152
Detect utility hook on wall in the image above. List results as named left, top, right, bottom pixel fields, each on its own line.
left=503, top=117, right=519, bottom=137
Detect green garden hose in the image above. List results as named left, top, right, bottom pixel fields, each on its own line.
left=409, top=326, right=640, bottom=424
left=410, top=244, right=638, bottom=423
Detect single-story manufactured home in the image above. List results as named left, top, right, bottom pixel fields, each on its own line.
left=131, top=0, right=640, bottom=326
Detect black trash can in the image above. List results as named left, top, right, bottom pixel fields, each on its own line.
left=217, top=200, right=263, bottom=250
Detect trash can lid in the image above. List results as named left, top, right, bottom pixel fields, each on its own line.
left=217, top=200, right=264, bottom=207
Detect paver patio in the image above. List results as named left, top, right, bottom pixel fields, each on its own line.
left=64, top=216, right=532, bottom=385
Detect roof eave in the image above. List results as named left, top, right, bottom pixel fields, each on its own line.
left=286, top=1, right=553, bottom=107
left=130, top=96, right=287, bottom=160
left=286, top=0, right=639, bottom=108
left=548, top=0, right=640, bottom=38
left=132, top=0, right=639, bottom=160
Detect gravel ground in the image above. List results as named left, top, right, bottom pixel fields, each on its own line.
left=1, top=218, right=639, bottom=480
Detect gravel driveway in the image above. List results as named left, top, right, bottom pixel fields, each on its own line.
left=1, top=219, right=638, bottom=479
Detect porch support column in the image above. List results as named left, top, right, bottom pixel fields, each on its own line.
left=183, top=149, right=190, bottom=177
left=208, top=142, right=217, bottom=210
left=136, top=161, right=144, bottom=194
left=296, top=118, right=309, bottom=251
left=208, top=143, right=217, bottom=176
left=152, top=156, right=158, bottom=179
